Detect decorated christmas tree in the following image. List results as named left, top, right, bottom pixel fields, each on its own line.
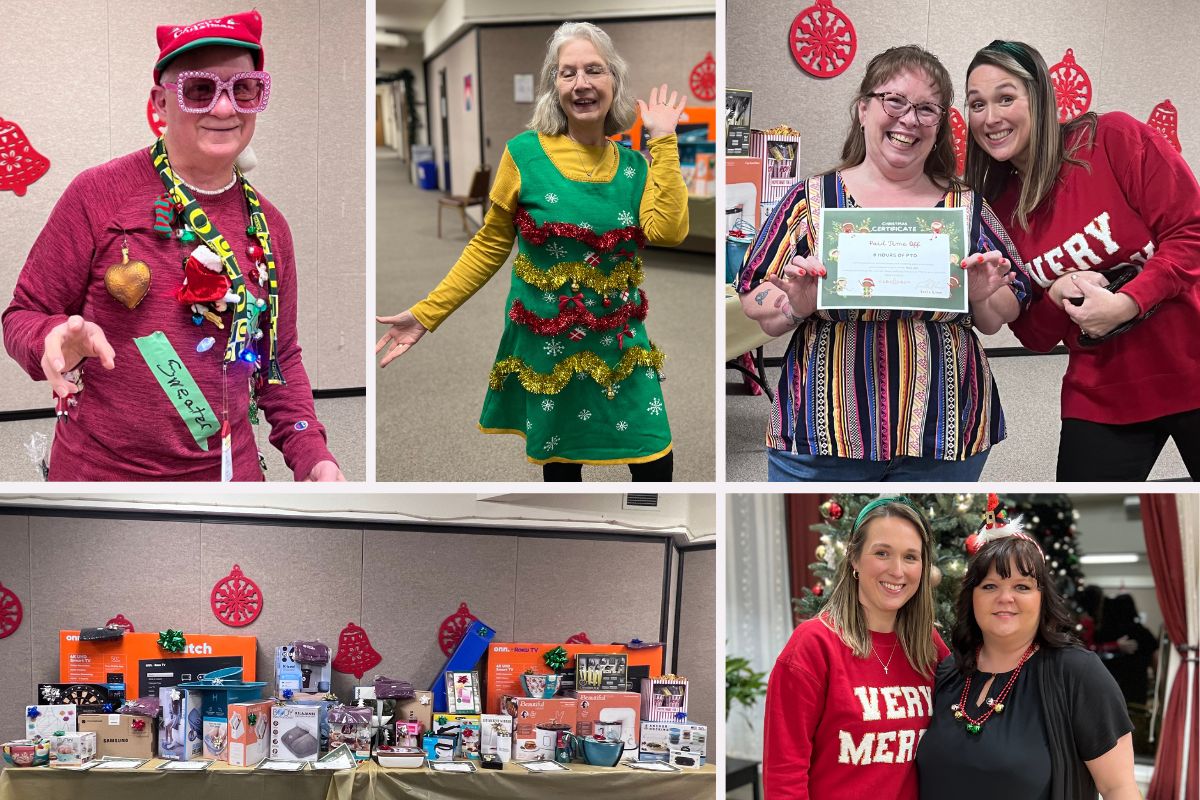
left=794, top=494, right=1086, bottom=635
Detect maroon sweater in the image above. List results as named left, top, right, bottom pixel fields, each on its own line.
left=4, top=149, right=335, bottom=480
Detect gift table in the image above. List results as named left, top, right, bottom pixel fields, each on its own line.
left=0, top=759, right=717, bottom=800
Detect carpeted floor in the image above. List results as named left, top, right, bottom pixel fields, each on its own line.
left=375, top=148, right=716, bottom=482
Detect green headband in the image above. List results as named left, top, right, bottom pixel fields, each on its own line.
left=985, top=39, right=1041, bottom=82
left=851, top=495, right=924, bottom=535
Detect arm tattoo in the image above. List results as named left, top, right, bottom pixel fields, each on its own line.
left=754, top=289, right=769, bottom=306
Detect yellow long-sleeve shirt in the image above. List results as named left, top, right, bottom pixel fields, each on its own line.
left=410, top=132, right=689, bottom=331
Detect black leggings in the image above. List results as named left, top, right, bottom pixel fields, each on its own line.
left=1057, top=410, right=1200, bottom=480
left=542, top=451, right=674, bottom=482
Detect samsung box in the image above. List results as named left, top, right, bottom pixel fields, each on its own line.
left=78, top=713, right=157, bottom=759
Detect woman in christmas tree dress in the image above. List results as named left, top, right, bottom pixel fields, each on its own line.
left=737, top=46, right=1030, bottom=482
left=965, top=41, right=1200, bottom=480
left=916, top=523, right=1137, bottom=799
left=763, top=497, right=949, bottom=800
left=376, top=21, right=688, bottom=481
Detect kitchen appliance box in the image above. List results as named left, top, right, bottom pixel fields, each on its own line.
left=479, top=713, right=513, bottom=762
left=77, top=713, right=158, bottom=759
left=485, top=643, right=663, bottom=714
left=639, top=721, right=707, bottom=765
left=270, top=705, right=321, bottom=762
left=571, top=690, right=641, bottom=757
left=50, top=731, right=96, bottom=765
left=58, top=631, right=257, bottom=699
left=393, top=690, right=433, bottom=734
left=274, top=645, right=332, bottom=695
left=501, top=696, right=577, bottom=762
left=227, top=700, right=274, bottom=767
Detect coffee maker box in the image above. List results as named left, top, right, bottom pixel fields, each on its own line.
left=501, top=696, right=577, bottom=762
left=158, top=687, right=202, bottom=761
left=274, top=645, right=331, bottom=695
left=573, top=691, right=641, bottom=760
left=78, top=713, right=157, bottom=759
left=270, top=705, right=321, bottom=762
left=479, top=714, right=513, bottom=763
left=639, top=721, right=706, bottom=764
left=227, top=700, right=273, bottom=767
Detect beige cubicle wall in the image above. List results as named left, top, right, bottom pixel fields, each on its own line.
left=0, top=0, right=366, bottom=410
left=0, top=510, right=716, bottom=750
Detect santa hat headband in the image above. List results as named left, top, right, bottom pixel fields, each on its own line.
left=965, top=494, right=1043, bottom=558
left=154, top=10, right=264, bottom=83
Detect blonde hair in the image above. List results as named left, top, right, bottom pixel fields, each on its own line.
left=821, top=498, right=940, bottom=677
left=528, top=22, right=636, bottom=137
left=964, top=40, right=1096, bottom=230
left=835, top=45, right=959, bottom=191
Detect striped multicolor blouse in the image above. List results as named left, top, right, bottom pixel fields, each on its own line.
left=735, top=171, right=1030, bottom=461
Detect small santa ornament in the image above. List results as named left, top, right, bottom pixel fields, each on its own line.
left=176, top=246, right=234, bottom=310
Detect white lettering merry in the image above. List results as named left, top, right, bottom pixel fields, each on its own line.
left=838, top=728, right=926, bottom=764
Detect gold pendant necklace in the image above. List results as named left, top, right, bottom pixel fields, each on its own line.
left=569, top=135, right=610, bottom=178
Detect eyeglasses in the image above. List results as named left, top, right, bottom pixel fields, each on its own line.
left=556, top=65, right=610, bottom=86
left=162, top=70, right=271, bottom=114
left=866, top=92, right=945, bottom=127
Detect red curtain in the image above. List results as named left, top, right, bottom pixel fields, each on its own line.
left=1143, top=494, right=1199, bottom=800
left=785, top=495, right=824, bottom=626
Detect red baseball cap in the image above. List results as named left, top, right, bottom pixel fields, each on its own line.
left=154, top=10, right=264, bottom=83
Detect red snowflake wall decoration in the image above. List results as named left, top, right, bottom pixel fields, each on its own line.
left=210, top=564, right=263, bottom=627
left=0, top=582, right=22, bottom=639
left=106, top=614, right=135, bottom=633
left=1147, top=99, right=1182, bottom=153
left=1050, top=49, right=1092, bottom=123
left=332, top=622, right=382, bottom=678
left=566, top=632, right=592, bottom=644
left=948, top=107, right=968, bottom=175
left=689, top=53, right=716, bottom=101
left=0, top=118, right=50, bottom=197
left=790, top=0, right=857, bottom=79
left=146, top=99, right=166, bottom=137
left=438, top=602, right=479, bottom=657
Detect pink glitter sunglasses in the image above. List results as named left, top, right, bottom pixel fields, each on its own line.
left=162, top=70, right=271, bottom=114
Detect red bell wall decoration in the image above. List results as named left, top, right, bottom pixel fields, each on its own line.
left=146, top=100, right=167, bottom=138
left=438, top=602, right=479, bottom=657
left=332, top=622, right=382, bottom=678
left=948, top=107, right=968, bottom=176
left=566, top=632, right=592, bottom=644
left=0, top=582, right=22, bottom=640
left=210, top=564, right=263, bottom=627
left=0, top=118, right=50, bottom=197
left=1147, top=99, right=1182, bottom=153
left=790, top=0, right=857, bottom=79
left=690, top=52, right=716, bottom=101
left=106, top=614, right=135, bottom=633
left=1050, top=49, right=1092, bottom=123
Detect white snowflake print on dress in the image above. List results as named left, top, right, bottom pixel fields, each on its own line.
left=544, top=436, right=560, bottom=452
left=578, top=221, right=593, bottom=230
left=624, top=166, right=636, bottom=179
left=584, top=297, right=596, bottom=307
left=541, top=398, right=555, bottom=412
left=601, top=335, right=615, bottom=347
left=542, top=291, right=557, bottom=304
left=617, top=210, right=635, bottom=226
left=645, top=367, right=658, bottom=380
left=578, top=409, right=592, bottom=421
left=647, top=398, right=664, bottom=415
left=526, top=419, right=533, bottom=430
left=544, top=192, right=559, bottom=204
left=544, top=339, right=565, bottom=357
left=546, top=242, right=567, bottom=259
left=575, top=372, right=589, bottom=381
left=616, top=420, right=629, bottom=431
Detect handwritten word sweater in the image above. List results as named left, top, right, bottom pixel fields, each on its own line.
left=763, top=616, right=949, bottom=800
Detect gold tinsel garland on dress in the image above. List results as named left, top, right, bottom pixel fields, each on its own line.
left=489, top=346, right=664, bottom=394
left=514, top=253, right=643, bottom=293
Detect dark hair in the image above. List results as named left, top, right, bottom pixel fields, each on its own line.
left=951, top=536, right=1079, bottom=673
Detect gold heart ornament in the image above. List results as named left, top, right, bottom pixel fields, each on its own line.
left=104, top=246, right=151, bottom=310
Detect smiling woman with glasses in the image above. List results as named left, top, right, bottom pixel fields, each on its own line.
left=2, top=9, right=344, bottom=482
left=735, top=45, right=1031, bottom=483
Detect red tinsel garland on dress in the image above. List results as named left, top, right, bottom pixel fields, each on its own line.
left=509, top=290, right=648, bottom=335
left=514, top=207, right=647, bottom=252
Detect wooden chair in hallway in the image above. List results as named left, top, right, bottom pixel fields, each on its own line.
left=437, top=165, right=491, bottom=238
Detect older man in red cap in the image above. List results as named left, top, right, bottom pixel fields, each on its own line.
left=4, top=10, right=343, bottom=481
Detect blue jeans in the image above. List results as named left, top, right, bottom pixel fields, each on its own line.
left=766, top=448, right=989, bottom=482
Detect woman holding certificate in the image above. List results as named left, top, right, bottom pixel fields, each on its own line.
left=737, top=46, right=1030, bottom=482
left=965, top=40, right=1200, bottom=480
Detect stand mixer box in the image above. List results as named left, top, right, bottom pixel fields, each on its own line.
left=227, top=700, right=273, bottom=767
left=572, top=691, right=640, bottom=760
left=501, top=696, right=576, bottom=762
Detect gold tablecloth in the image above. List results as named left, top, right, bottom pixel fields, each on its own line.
left=0, top=759, right=716, bottom=800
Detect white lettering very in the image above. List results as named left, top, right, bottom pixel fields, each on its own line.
left=852, top=686, right=882, bottom=721
left=852, top=684, right=931, bottom=720
left=881, top=687, right=906, bottom=720
left=1028, top=211, right=1125, bottom=287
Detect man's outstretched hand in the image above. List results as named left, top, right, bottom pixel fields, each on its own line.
left=42, top=315, right=115, bottom=397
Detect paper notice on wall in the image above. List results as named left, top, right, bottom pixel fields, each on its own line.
left=514, top=74, right=534, bottom=103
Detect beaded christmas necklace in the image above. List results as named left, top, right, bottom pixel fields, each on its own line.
left=952, top=642, right=1039, bottom=734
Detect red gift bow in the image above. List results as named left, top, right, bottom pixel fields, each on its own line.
left=617, top=322, right=633, bottom=350
left=558, top=293, right=585, bottom=311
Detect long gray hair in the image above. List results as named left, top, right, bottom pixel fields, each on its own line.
left=529, top=21, right=636, bottom=137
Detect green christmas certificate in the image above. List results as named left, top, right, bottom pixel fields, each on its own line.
left=816, top=207, right=969, bottom=312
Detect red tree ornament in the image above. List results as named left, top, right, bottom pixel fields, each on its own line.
left=566, top=632, right=592, bottom=644
left=948, top=107, right=968, bottom=175
left=689, top=52, right=716, bottom=101
left=106, top=614, right=135, bottom=633
left=0, top=582, right=22, bottom=639
left=1147, top=99, right=1182, bottom=153
left=332, top=622, right=382, bottom=678
left=210, top=564, right=263, bottom=627
left=789, top=0, right=857, bottom=79
left=0, top=118, right=50, bottom=197
left=1050, top=49, right=1092, bottom=123
left=439, top=602, right=479, bottom=656
left=812, top=583, right=824, bottom=597
left=146, top=99, right=166, bottom=137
